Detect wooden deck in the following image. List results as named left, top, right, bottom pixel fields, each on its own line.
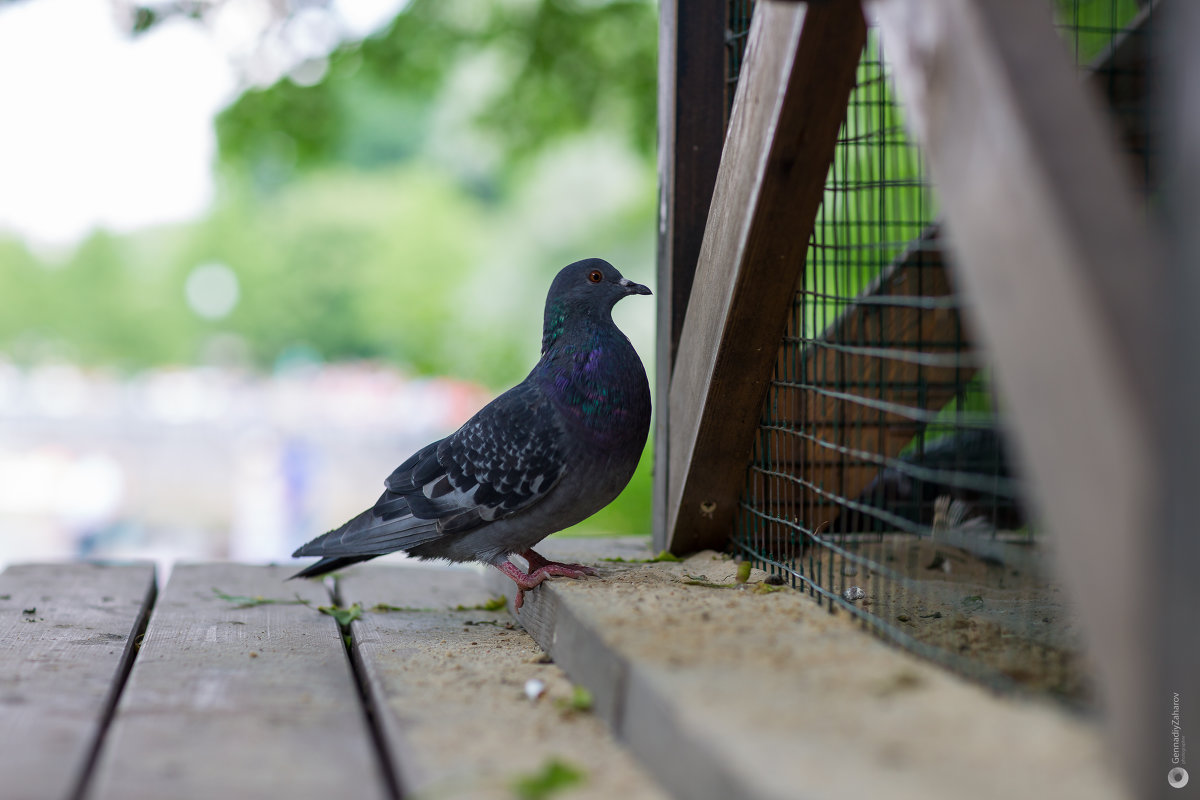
left=0, top=554, right=664, bottom=800
left=2, top=540, right=1126, bottom=800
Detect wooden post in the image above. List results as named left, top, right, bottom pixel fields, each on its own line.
left=868, top=0, right=1166, bottom=792
left=653, top=0, right=727, bottom=551
left=1158, top=2, right=1200, bottom=796
left=662, top=0, right=867, bottom=555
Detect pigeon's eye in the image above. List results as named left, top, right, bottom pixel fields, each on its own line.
left=587, top=270, right=603, bottom=284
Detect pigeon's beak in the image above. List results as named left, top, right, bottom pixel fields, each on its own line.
left=619, top=277, right=652, bottom=296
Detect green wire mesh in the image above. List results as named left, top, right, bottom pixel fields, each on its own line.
left=725, top=0, right=755, bottom=118
left=728, top=0, right=1153, bottom=703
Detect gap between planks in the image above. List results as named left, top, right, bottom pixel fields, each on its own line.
left=84, top=564, right=390, bottom=800
left=339, top=561, right=668, bottom=800
left=0, top=562, right=156, bottom=800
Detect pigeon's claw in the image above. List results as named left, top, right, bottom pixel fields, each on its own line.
left=494, top=552, right=599, bottom=610
left=494, top=560, right=546, bottom=610
left=520, top=548, right=598, bottom=577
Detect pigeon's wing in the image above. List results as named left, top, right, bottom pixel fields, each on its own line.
left=293, top=382, right=566, bottom=564
left=385, top=380, right=567, bottom=534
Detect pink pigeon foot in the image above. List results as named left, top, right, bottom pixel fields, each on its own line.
left=520, top=548, right=598, bottom=577
left=494, top=560, right=546, bottom=610
left=494, top=551, right=598, bottom=609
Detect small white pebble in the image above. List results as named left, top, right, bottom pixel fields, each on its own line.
left=524, top=678, right=547, bottom=701
left=843, top=586, right=866, bottom=602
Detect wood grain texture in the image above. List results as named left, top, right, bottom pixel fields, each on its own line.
left=0, top=563, right=155, bottom=800
left=86, top=564, right=387, bottom=800
left=340, top=563, right=666, bottom=800
left=869, top=0, right=1165, bottom=790
left=653, top=0, right=727, bottom=551
left=664, top=0, right=868, bottom=554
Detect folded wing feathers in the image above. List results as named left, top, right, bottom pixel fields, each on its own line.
left=297, top=382, right=567, bottom=561
left=291, top=506, right=443, bottom=558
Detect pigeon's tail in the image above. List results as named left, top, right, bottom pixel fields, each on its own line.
left=290, top=502, right=445, bottom=578
left=289, top=555, right=375, bottom=580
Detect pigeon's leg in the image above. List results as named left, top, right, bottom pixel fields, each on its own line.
left=493, top=560, right=551, bottom=610
left=493, top=553, right=598, bottom=610
left=520, top=549, right=598, bottom=578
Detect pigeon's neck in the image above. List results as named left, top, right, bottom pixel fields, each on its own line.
left=541, top=299, right=605, bottom=354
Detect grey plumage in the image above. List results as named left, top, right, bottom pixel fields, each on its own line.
left=292, top=258, right=652, bottom=606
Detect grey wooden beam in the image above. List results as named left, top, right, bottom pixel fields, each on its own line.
left=0, top=563, right=155, bottom=800
left=868, top=0, right=1166, bottom=793
left=653, top=0, right=727, bottom=551
left=1157, top=2, right=1199, bottom=797
left=664, top=0, right=868, bottom=554
left=490, top=539, right=1126, bottom=800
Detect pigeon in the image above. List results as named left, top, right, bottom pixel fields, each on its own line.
left=291, top=258, right=652, bottom=608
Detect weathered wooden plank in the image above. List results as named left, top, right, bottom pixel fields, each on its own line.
left=86, top=564, right=387, bottom=800
left=653, top=0, right=727, bottom=553
left=0, top=563, right=155, bottom=800
left=1158, top=3, right=1200, bottom=796
left=340, top=563, right=666, bottom=799
left=664, top=0, right=868, bottom=554
left=489, top=541, right=1124, bottom=800
left=868, top=0, right=1165, bottom=791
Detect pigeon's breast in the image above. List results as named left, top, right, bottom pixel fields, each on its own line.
left=540, top=338, right=650, bottom=449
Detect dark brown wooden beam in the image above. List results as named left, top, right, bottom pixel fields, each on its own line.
left=652, top=0, right=727, bottom=550
left=1087, top=2, right=1158, bottom=193
left=870, top=0, right=1165, bottom=791
left=663, top=0, right=868, bottom=554
left=778, top=229, right=980, bottom=531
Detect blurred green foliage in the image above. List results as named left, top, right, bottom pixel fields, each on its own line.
left=217, top=0, right=656, bottom=181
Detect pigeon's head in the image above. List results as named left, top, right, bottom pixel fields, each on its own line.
left=546, top=258, right=652, bottom=313
left=541, top=259, right=651, bottom=353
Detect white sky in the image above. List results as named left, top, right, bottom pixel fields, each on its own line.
left=0, top=0, right=408, bottom=249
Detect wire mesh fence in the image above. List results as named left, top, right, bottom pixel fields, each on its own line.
left=725, top=0, right=755, bottom=118
left=729, top=0, right=1153, bottom=703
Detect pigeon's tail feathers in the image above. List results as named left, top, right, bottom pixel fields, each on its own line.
left=288, top=555, right=375, bottom=580
left=291, top=505, right=445, bottom=560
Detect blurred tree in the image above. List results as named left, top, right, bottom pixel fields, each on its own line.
left=211, top=0, right=657, bottom=182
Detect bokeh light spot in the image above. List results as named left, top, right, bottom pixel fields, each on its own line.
left=185, top=262, right=240, bottom=320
